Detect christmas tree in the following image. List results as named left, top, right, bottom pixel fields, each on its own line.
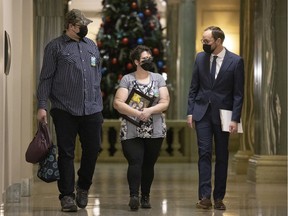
left=96, top=0, right=166, bottom=119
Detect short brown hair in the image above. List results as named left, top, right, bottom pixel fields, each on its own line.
left=204, top=26, right=225, bottom=43
left=129, top=45, right=152, bottom=64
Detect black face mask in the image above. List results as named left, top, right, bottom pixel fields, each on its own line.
left=77, top=25, right=88, bottom=39
left=203, top=44, right=216, bottom=54
left=140, top=58, right=154, bottom=71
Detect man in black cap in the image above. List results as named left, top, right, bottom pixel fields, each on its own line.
left=37, top=9, right=103, bottom=212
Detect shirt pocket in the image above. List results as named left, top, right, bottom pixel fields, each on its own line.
left=59, top=51, right=77, bottom=65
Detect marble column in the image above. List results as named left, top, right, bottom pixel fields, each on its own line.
left=232, top=0, right=254, bottom=174
left=247, top=0, right=287, bottom=183
left=166, top=0, right=196, bottom=119
left=166, top=0, right=198, bottom=161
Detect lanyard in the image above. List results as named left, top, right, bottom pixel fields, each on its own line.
left=133, top=80, right=154, bottom=95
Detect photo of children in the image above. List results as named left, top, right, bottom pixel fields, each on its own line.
left=124, top=89, right=154, bottom=126
left=129, top=93, right=150, bottom=111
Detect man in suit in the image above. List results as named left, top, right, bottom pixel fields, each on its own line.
left=187, top=26, right=244, bottom=210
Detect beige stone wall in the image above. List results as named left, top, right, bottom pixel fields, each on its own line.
left=0, top=0, right=34, bottom=205
left=0, top=0, right=4, bottom=206
left=196, top=0, right=240, bottom=54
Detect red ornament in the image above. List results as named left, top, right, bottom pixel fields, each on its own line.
left=97, top=41, right=102, bottom=48
left=131, top=2, right=137, bottom=9
left=122, top=37, right=129, bottom=45
left=105, top=16, right=111, bottom=22
left=152, top=48, right=159, bottom=55
left=126, top=63, right=133, bottom=70
left=144, top=9, right=151, bottom=16
left=111, top=58, right=117, bottom=64
left=118, top=74, right=123, bottom=80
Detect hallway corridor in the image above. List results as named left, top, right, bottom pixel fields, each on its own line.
left=3, top=162, right=287, bottom=216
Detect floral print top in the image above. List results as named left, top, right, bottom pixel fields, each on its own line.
left=118, top=72, right=167, bottom=140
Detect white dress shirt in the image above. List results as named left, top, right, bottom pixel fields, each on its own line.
left=210, top=48, right=226, bottom=79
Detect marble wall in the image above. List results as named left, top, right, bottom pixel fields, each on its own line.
left=253, top=0, right=287, bottom=155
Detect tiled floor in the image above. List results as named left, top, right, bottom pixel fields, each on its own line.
left=2, top=162, right=287, bottom=216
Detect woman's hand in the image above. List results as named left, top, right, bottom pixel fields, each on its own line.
left=138, top=108, right=152, bottom=122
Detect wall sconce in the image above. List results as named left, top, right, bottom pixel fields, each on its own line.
left=4, top=31, right=11, bottom=75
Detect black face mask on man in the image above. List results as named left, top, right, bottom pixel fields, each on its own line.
left=140, top=58, right=154, bottom=71
left=77, top=25, right=88, bottom=39
left=203, top=44, right=216, bottom=54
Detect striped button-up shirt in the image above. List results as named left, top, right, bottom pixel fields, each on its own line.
left=37, top=34, right=103, bottom=116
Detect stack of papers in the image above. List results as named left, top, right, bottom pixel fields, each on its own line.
left=219, top=109, right=243, bottom=133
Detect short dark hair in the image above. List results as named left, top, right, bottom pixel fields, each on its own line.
left=204, top=26, right=225, bottom=43
left=129, top=45, right=152, bottom=64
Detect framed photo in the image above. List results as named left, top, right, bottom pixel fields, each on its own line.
left=121, top=88, right=154, bottom=127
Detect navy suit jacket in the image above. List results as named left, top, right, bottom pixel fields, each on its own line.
left=187, top=49, right=244, bottom=124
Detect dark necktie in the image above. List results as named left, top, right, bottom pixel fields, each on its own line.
left=210, top=55, right=218, bottom=84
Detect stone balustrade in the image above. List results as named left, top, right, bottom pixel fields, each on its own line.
left=75, top=119, right=198, bottom=163
left=75, top=119, right=240, bottom=163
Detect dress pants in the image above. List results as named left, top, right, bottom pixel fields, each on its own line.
left=195, top=106, right=230, bottom=201
left=50, top=108, right=103, bottom=199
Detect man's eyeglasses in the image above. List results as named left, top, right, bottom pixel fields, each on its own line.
left=200, top=39, right=214, bottom=44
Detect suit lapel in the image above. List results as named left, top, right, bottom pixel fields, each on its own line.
left=215, top=51, right=233, bottom=83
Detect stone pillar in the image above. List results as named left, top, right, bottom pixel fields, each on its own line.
left=232, top=0, right=254, bottom=174
left=166, top=0, right=196, bottom=119
left=247, top=0, right=287, bottom=183
left=247, top=155, right=287, bottom=183
left=166, top=0, right=198, bottom=162
left=165, top=0, right=178, bottom=119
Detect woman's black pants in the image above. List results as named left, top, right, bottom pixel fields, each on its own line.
left=121, top=137, right=163, bottom=197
